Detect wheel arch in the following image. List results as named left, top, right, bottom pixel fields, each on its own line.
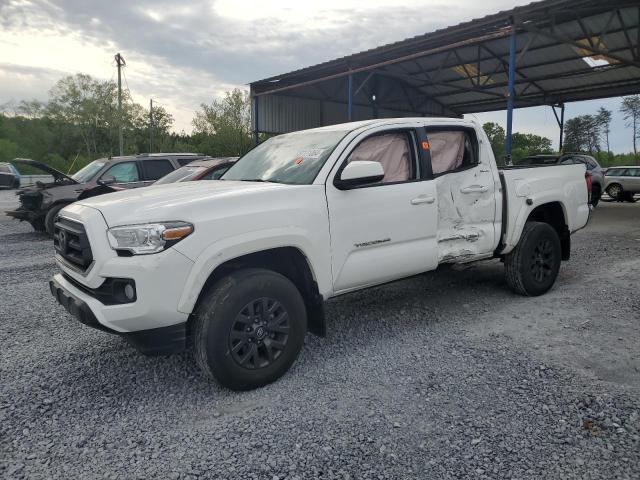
left=524, top=201, right=570, bottom=260
left=187, top=247, right=326, bottom=337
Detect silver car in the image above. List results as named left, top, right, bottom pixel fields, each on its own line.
left=604, top=166, right=640, bottom=201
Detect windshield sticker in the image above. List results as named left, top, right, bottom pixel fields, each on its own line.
left=295, top=148, right=325, bottom=159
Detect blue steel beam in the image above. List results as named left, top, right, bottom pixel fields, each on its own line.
left=254, top=96, right=259, bottom=145
left=504, top=26, right=516, bottom=166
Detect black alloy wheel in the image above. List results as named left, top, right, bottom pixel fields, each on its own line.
left=193, top=268, right=307, bottom=390
left=229, top=297, right=290, bottom=370
left=530, top=238, right=554, bottom=283
left=504, top=221, right=561, bottom=296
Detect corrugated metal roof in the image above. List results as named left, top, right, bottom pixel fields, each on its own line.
left=251, top=0, right=640, bottom=133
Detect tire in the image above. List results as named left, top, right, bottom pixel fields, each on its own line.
left=30, top=218, right=46, bottom=232
left=591, top=185, right=600, bottom=207
left=45, top=203, right=69, bottom=237
left=606, top=183, right=623, bottom=201
left=504, top=222, right=562, bottom=296
left=193, top=268, right=307, bottom=390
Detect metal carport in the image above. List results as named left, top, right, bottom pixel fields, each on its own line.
left=249, top=0, right=640, bottom=163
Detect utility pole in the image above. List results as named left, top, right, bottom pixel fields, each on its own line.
left=115, top=53, right=126, bottom=156
left=149, top=98, right=153, bottom=153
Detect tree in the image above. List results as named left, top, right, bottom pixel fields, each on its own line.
left=596, top=107, right=612, bottom=153
left=620, top=95, right=640, bottom=164
left=563, top=115, right=601, bottom=154
left=482, top=122, right=505, bottom=163
left=192, top=89, right=253, bottom=156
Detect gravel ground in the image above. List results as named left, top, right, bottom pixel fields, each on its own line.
left=1, top=190, right=639, bottom=479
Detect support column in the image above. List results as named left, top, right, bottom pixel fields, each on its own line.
left=254, top=95, right=259, bottom=145
left=551, top=103, right=565, bottom=152
left=559, top=103, right=565, bottom=152
left=504, top=26, right=516, bottom=166
left=348, top=74, right=353, bottom=121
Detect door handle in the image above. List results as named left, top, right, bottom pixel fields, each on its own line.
left=411, top=195, right=435, bottom=205
left=460, top=185, right=488, bottom=194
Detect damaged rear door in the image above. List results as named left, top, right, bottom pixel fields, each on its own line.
left=423, top=126, right=497, bottom=262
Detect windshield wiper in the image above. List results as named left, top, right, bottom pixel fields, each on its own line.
left=238, top=178, right=277, bottom=183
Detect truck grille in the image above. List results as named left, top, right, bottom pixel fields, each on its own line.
left=53, top=217, right=93, bottom=272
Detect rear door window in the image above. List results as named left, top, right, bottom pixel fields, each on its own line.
left=426, top=129, right=477, bottom=176
left=102, top=162, right=140, bottom=183
left=143, top=159, right=174, bottom=181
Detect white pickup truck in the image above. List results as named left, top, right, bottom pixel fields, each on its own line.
left=49, top=118, right=591, bottom=390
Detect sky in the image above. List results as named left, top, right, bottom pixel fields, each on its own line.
left=0, top=0, right=635, bottom=152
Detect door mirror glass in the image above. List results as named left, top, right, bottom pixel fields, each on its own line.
left=98, top=175, right=116, bottom=186
left=337, top=161, right=385, bottom=188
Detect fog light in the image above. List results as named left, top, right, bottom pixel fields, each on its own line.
left=124, top=283, right=135, bottom=301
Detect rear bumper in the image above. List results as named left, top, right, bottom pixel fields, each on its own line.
left=49, top=276, right=187, bottom=355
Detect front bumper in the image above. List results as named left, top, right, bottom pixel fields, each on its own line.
left=49, top=276, right=187, bottom=355
left=6, top=208, right=40, bottom=222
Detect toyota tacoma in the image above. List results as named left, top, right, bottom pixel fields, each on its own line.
left=49, top=118, right=591, bottom=390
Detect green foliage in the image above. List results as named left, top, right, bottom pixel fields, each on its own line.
left=0, top=73, right=176, bottom=167
left=482, top=123, right=552, bottom=165
left=620, top=95, right=640, bottom=163
left=192, top=89, right=253, bottom=156
left=0, top=138, right=20, bottom=162
left=564, top=115, right=602, bottom=154
left=482, top=122, right=505, bottom=164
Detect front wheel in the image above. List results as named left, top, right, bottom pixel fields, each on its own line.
left=45, top=203, right=69, bottom=237
left=504, top=222, right=562, bottom=296
left=193, top=268, right=307, bottom=390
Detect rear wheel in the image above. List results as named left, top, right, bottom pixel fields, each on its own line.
left=45, top=203, right=69, bottom=237
left=193, top=268, right=307, bottom=390
left=505, top=222, right=561, bottom=296
left=591, top=184, right=601, bottom=207
left=606, top=183, right=623, bottom=201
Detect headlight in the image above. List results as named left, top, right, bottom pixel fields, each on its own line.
left=107, top=222, right=193, bottom=255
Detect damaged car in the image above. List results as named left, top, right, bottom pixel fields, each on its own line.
left=6, top=154, right=210, bottom=235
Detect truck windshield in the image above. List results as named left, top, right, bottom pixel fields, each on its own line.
left=221, top=130, right=348, bottom=184
left=72, top=160, right=106, bottom=183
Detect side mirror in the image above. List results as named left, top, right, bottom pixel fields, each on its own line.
left=336, top=161, right=385, bottom=189
left=98, top=175, right=116, bottom=186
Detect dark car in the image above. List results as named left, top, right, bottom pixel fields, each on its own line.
left=153, top=157, right=238, bottom=185
left=6, top=153, right=211, bottom=235
left=516, top=153, right=604, bottom=206
left=0, top=162, right=20, bottom=189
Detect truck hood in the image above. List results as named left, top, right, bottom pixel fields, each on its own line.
left=11, top=158, right=78, bottom=184
left=75, top=180, right=298, bottom=226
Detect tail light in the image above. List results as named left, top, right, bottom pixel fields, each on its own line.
left=585, top=171, right=592, bottom=203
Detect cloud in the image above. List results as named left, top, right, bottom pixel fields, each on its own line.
left=0, top=0, right=636, bottom=151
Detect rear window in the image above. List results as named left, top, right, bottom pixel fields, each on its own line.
left=177, top=158, right=198, bottom=166
left=154, top=166, right=205, bottom=184
left=143, top=159, right=174, bottom=180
